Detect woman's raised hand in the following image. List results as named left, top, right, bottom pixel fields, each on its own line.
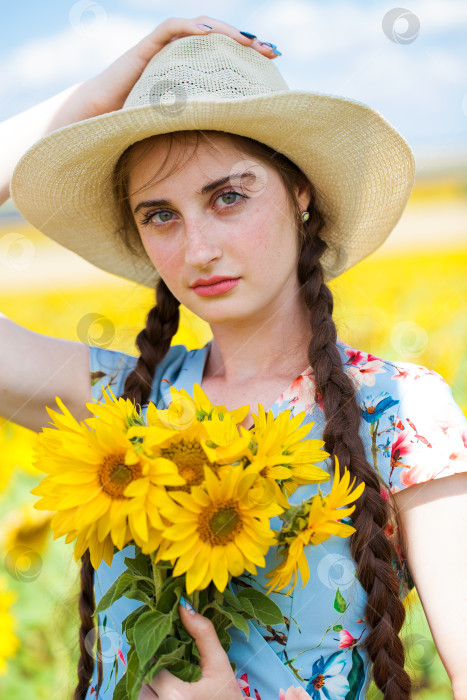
left=0, top=16, right=279, bottom=206
left=86, top=16, right=280, bottom=117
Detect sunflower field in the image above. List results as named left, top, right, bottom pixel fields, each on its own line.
left=0, top=185, right=465, bottom=698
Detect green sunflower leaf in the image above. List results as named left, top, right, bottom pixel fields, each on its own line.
left=234, top=595, right=255, bottom=618
left=134, top=610, right=173, bottom=669
left=225, top=609, right=250, bottom=638
left=222, top=587, right=245, bottom=612
left=165, top=659, right=202, bottom=682
left=237, top=588, right=284, bottom=625
left=201, top=602, right=250, bottom=639
left=156, top=577, right=184, bottom=614
left=122, top=605, right=150, bottom=635
left=96, top=572, right=135, bottom=613
left=143, top=645, right=187, bottom=684
left=125, top=646, right=143, bottom=700
left=112, top=672, right=129, bottom=700
left=124, top=549, right=153, bottom=579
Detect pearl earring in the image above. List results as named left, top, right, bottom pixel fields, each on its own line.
left=301, top=211, right=310, bottom=222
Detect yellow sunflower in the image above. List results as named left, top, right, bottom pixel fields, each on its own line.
left=266, top=456, right=365, bottom=594
left=0, top=577, right=19, bottom=675
left=145, top=383, right=249, bottom=433
left=157, top=465, right=282, bottom=594
left=244, top=405, right=330, bottom=498
left=31, top=397, right=185, bottom=568
left=130, top=393, right=253, bottom=491
left=85, top=385, right=146, bottom=431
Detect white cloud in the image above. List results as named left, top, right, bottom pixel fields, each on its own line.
left=0, top=0, right=465, bottom=162
left=0, top=14, right=152, bottom=115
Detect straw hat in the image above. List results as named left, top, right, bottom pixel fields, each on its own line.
left=10, top=32, right=415, bottom=287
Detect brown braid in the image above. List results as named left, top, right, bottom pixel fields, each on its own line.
left=74, top=550, right=102, bottom=699
left=298, top=232, right=412, bottom=698
left=73, top=128, right=412, bottom=699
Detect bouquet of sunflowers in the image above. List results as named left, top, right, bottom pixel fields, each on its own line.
left=31, top=382, right=364, bottom=700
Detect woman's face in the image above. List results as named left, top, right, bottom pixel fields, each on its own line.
left=127, top=133, right=311, bottom=328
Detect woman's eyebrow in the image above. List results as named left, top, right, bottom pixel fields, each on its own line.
left=133, top=171, right=255, bottom=214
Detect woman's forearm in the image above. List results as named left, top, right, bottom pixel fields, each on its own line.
left=0, top=80, right=98, bottom=206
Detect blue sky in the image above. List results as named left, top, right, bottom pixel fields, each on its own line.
left=1, top=0, right=466, bottom=174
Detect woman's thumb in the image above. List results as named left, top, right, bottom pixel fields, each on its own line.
left=178, top=596, right=232, bottom=674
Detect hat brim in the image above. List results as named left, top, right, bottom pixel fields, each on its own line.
left=10, top=90, right=415, bottom=287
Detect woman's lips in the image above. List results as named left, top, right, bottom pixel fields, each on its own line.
left=192, top=278, right=240, bottom=296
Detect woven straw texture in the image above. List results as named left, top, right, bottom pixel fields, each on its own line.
left=10, top=32, right=415, bottom=287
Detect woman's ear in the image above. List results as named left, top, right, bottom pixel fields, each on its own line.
left=296, top=179, right=312, bottom=213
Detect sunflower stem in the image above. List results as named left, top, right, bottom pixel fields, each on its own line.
left=151, top=553, right=165, bottom=602
left=193, top=589, right=199, bottom=613
left=214, top=587, right=223, bottom=606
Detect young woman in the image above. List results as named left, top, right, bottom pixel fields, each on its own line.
left=1, top=15, right=467, bottom=700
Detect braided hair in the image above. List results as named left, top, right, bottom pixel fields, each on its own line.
left=73, top=130, right=412, bottom=699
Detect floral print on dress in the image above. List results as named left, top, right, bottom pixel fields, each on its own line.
left=86, top=337, right=467, bottom=700
left=304, top=650, right=350, bottom=699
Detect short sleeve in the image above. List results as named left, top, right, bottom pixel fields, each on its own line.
left=389, top=368, right=467, bottom=494
left=87, top=341, right=191, bottom=406
left=88, top=344, right=138, bottom=403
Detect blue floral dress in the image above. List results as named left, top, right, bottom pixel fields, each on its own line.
left=85, top=337, right=467, bottom=700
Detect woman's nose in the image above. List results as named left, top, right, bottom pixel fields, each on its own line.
left=183, top=223, right=222, bottom=268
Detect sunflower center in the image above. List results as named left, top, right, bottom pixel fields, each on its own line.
left=161, top=439, right=217, bottom=491
left=99, top=454, right=142, bottom=499
left=197, top=499, right=243, bottom=545
left=312, top=674, right=325, bottom=690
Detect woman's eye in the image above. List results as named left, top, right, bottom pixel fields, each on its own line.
left=218, top=191, right=239, bottom=205
left=139, top=190, right=246, bottom=227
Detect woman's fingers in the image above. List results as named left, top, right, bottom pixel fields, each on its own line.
left=179, top=601, right=233, bottom=676
left=146, top=602, right=241, bottom=699
left=136, top=16, right=279, bottom=62
left=91, top=15, right=280, bottom=113
left=192, top=16, right=281, bottom=58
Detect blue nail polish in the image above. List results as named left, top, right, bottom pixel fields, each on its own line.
left=240, top=31, right=257, bottom=39
left=272, top=49, right=282, bottom=55
left=180, top=596, right=196, bottom=615
left=260, top=42, right=277, bottom=49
